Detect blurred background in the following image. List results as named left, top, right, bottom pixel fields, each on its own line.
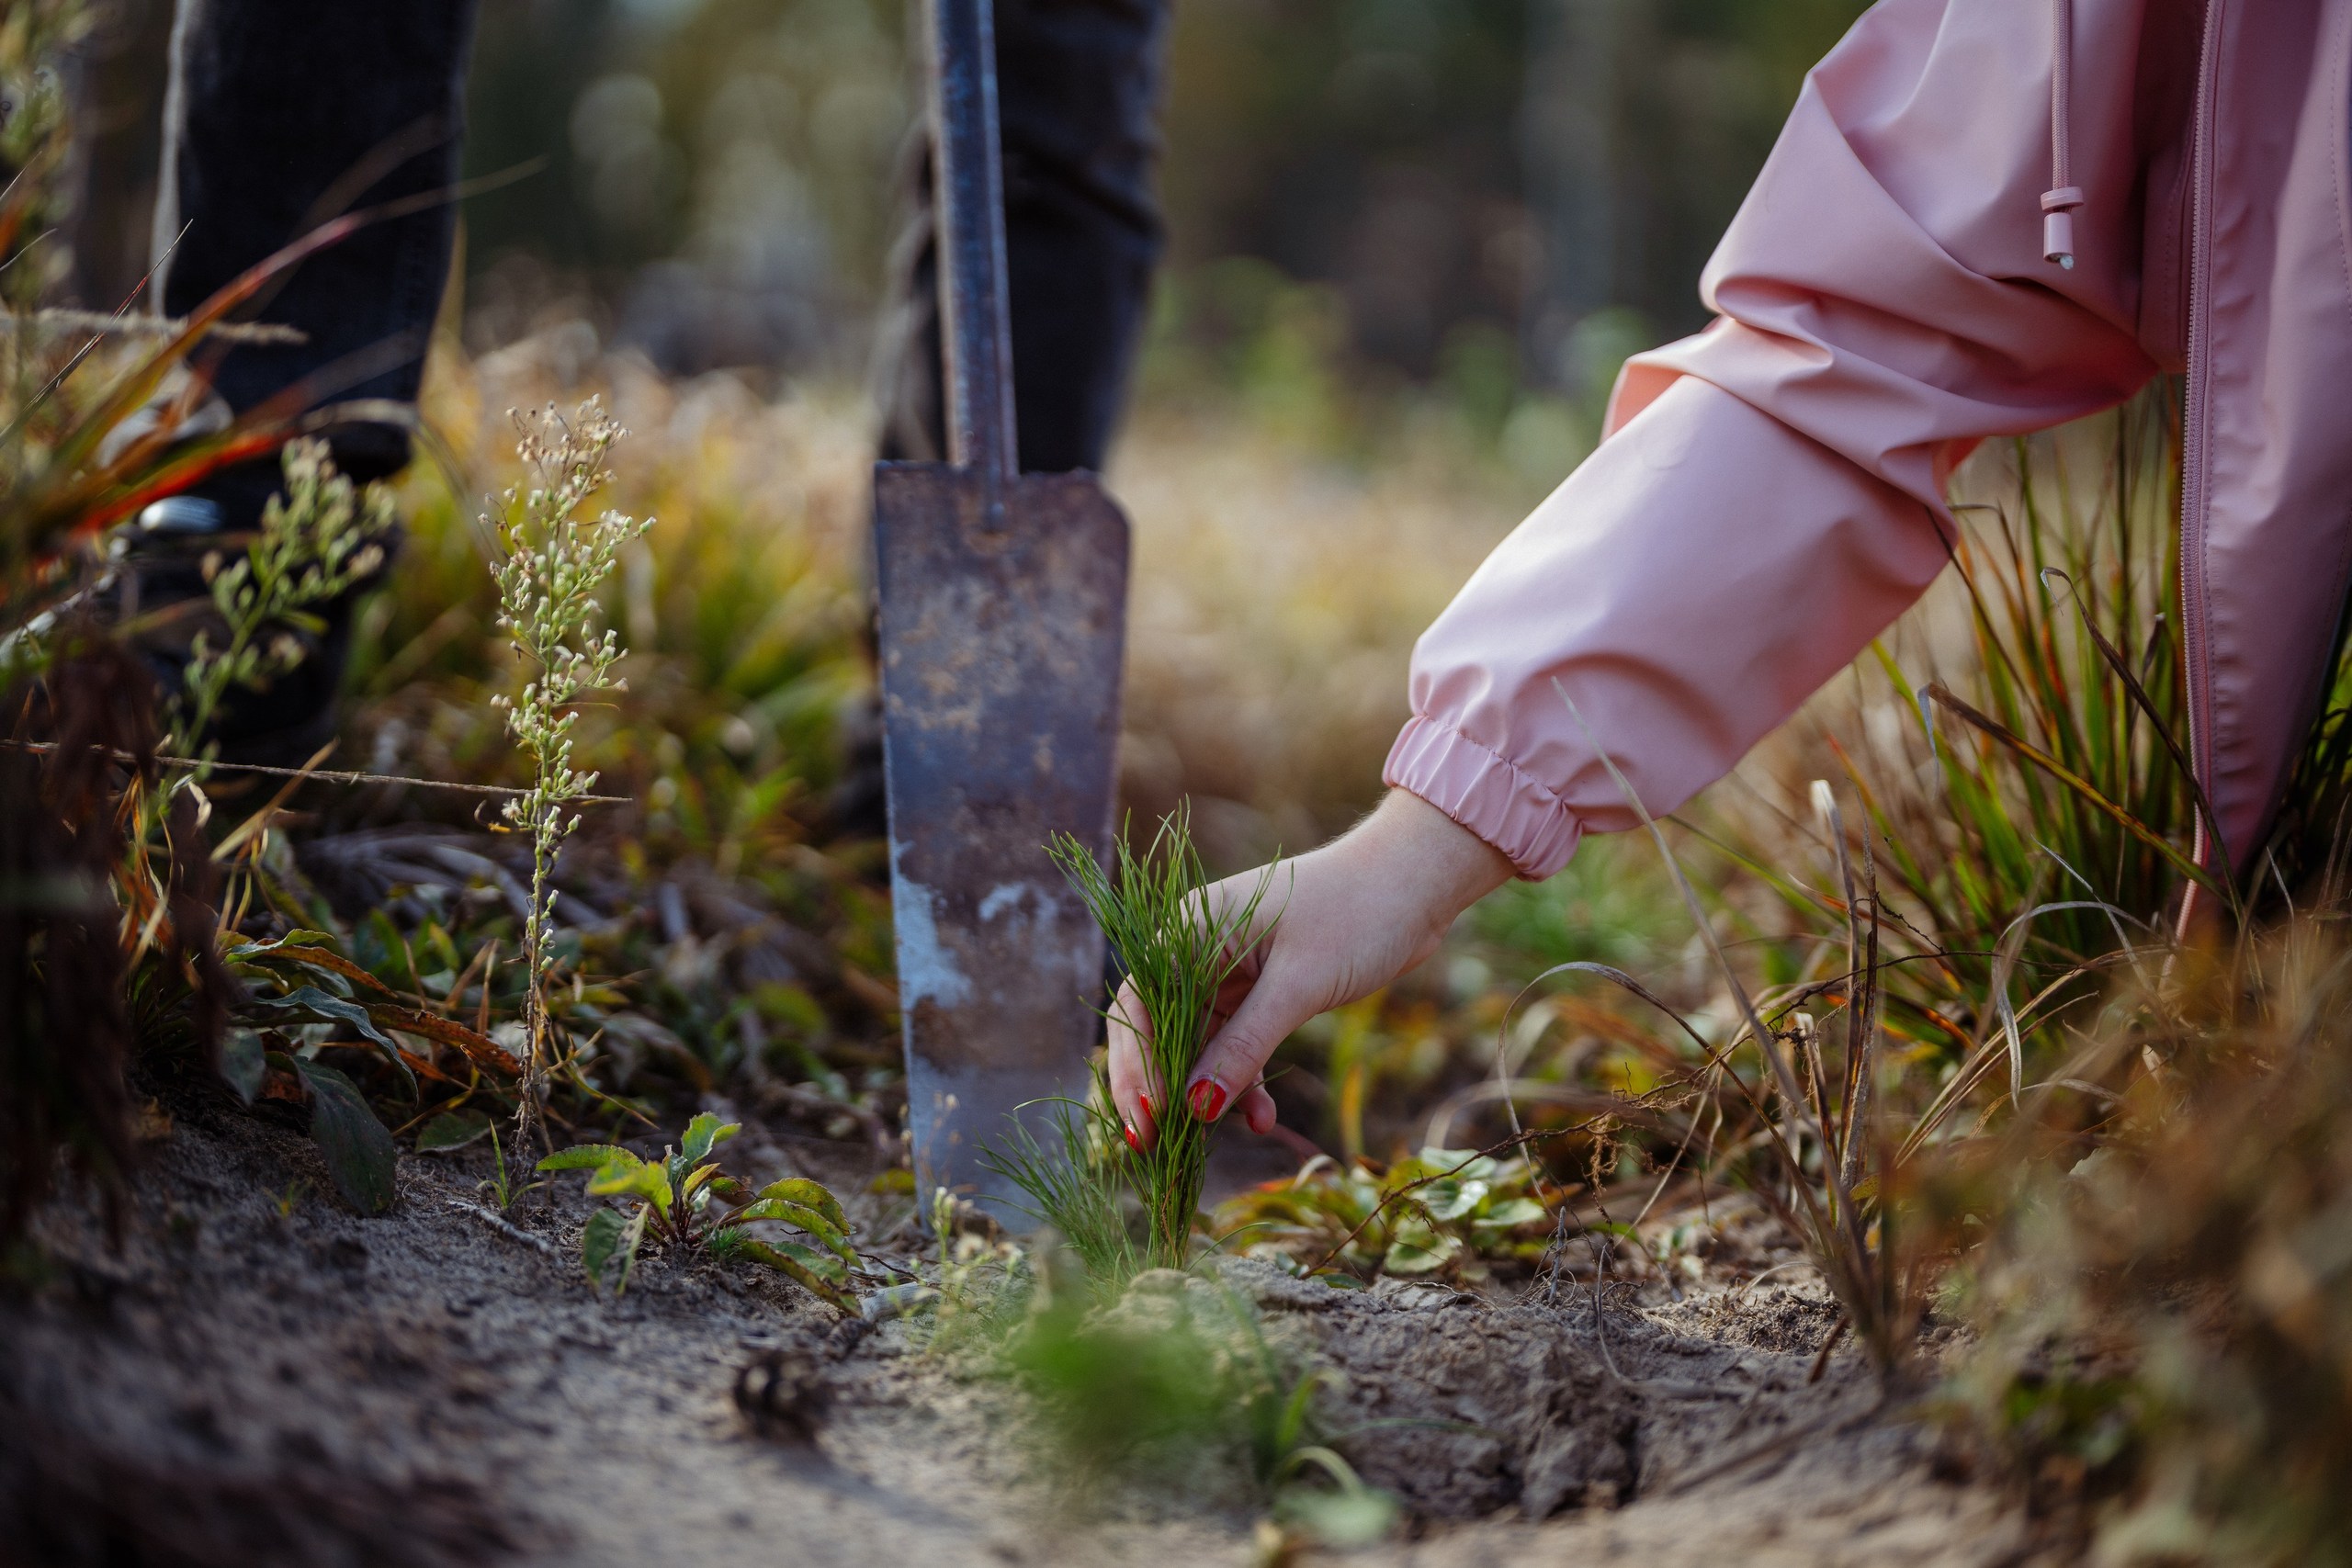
left=66, top=0, right=1867, bottom=462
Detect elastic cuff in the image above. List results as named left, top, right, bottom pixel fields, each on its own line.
left=1382, top=715, right=1582, bottom=880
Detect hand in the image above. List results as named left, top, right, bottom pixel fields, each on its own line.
left=1107, top=789, right=1514, bottom=1150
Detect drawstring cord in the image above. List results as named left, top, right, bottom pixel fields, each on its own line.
left=2042, top=0, right=2083, bottom=268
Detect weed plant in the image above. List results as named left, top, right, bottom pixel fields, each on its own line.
left=1215, top=1146, right=1550, bottom=1281
left=474, top=1122, right=541, bottom=1214
left=906, top=1188, right=1036, bottom=1349
left=489, top=400, right=650, bottom=1151
left=168, top=439, right=392, bottom=758
left=539, top=1111, right=858, bottom=1308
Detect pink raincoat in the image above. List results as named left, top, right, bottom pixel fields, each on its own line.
left=1387, top=0, right=2352, bottom=882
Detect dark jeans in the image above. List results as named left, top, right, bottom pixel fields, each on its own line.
left=158, top=0, right=1169, bottom=489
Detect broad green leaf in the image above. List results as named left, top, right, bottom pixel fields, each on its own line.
left=296, top=1061, right=396, bottom=1215
left=244, top=985, right=415, bottom=1093
left=754, top=1235, right=848, bottom=1284
left=415, top=1109, right=492, bottom=1153
left=582, top=1207, right=627, bottom=1289
left=680, top=1113, right=740, bottom=1165
left=537, top=1144, right=643, bottom=1173
left=610, top=1205, right=652, bottom=1294
left=1420, top=1177, right=1489, bottom=1223
left=1382, top=1218, right=1458, bottom=1276
left=757, top=1178, right=850, bottom=1236
left=1472, top=1198, right=1548, bottom=1230
left=588, top=1159, right=673, bottom=1214
left=730, top=1199, right=856, bottom=1266
left=1412, top=1149, right=1494, bottom=1179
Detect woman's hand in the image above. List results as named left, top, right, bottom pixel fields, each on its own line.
left=1106, top=789, right=1514, bottom=1150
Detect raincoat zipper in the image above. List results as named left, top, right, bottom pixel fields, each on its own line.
left=2179, top=0, right=2226, bottom=874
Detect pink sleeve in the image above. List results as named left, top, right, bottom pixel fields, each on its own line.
left=1386, top=0, right=2159, bottom=878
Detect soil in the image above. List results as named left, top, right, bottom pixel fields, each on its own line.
left=0, top=1103, right=2053, bottom=1568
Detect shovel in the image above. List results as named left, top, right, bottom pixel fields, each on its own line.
left=873, top=0, right=1132, bottom=1220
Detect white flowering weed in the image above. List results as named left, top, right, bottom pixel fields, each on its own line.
left=490, top=400, right=651, bottom=1148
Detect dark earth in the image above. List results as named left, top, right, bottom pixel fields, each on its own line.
left=1, top=1102, right=2047, bottom=1567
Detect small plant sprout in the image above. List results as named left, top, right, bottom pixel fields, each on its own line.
left=172, top=437, right=393, bottom=761
left=489, top=400, right=651, bottom=1154
left=476, top=1122, right=543, bottom=1215
left=1014, top=807, right=1278, bottom=1275
left=537, top=1112, right=860, bottom=1311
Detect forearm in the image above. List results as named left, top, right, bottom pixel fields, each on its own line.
left=1336, top=789, right=1514, bottom=939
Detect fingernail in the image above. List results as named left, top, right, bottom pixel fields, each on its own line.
left=1122, top=1122, right=1143, bottom=1154
left=1137, top=1092, right=1154, bottom=1120
left=1188, top=1078, right=1227, bottom=1122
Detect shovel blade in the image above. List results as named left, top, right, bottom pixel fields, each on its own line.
left=872, top=462, right=1130, bottom=1219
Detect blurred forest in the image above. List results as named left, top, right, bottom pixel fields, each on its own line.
left=65, top=0, right=1869, bottom=436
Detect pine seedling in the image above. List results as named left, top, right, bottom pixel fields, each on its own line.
left=489, top=400, right=650, bottom=1154
left=1041, top=808, right=1279, bottom=1271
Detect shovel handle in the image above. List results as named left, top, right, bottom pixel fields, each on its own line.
left=927, top=0, right=1019, bottom=496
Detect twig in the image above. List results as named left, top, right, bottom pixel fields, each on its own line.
left=0, top=739, right=629, bottom=803
left=446, top=1199, right=558, bottom=1257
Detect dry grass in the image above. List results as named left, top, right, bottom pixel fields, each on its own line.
left=1941, top=914, right=2352, bottom=1565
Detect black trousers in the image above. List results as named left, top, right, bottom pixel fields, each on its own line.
left=156, top=0, right=1170, bottom=493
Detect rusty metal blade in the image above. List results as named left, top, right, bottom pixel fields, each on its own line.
left=873, top=462, right=1129, bottom=1219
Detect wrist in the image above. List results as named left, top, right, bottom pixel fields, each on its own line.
left=1342, top=788, right=1514, bottom=930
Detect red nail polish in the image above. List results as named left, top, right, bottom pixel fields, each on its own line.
left=1122, top=1122, right=1142, bottom=1154
left=1188, top=1079, right=1227, bottom=1122
left=1138, top=1092, right=1154, bottom=1121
